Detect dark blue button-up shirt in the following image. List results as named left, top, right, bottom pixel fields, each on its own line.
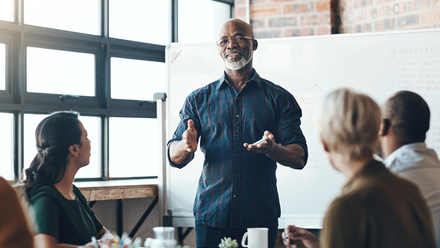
left=168, top=70, right=308, bottom=228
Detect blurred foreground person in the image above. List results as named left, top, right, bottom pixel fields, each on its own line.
left=0, top=177, right=33, bottom=248
left=282, top=88, right=436, bottom=248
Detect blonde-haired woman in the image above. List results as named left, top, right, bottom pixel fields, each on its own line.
left=282, top=88, right=436, bottom=248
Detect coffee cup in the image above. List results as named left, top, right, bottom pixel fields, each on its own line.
left=241, top=227, right=268, bottom=248
left=153, top=226, right=175, bottom=240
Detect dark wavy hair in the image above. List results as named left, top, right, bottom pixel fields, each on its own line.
left=24, top=111, right=82, bottom=198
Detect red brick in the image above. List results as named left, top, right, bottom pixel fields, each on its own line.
left=375, top=0, right=397, bottom=4
left=251, top=5, right=281, bottom=17
left=420, top=9, right=440, bottom=24
left=301, top=3, right=314, bottom=13
left=283, top=29, right=301, bottom=37
left=300, top=28, right=315, bottom=36
left=284, top=4, right=302, bottom=14
left=316, top=1, right=330, bottom=12
left=234, top=6, right=247, bottom=19
left=317, top=25, right=331, bottom=35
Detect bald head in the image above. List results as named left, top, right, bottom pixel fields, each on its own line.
left=383, top=91, right=430, bottom=144
left=218, top=18, right=254, bottom=39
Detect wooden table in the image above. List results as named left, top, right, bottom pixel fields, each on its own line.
left=75, top=179, right=159, bottom=237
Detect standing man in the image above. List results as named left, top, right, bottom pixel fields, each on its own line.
left=168, top=18, right=308, bottom=248
left=378, top=91, right=440, bottom=247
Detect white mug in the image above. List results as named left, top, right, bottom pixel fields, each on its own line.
left=241, top=227, right=268, bottom=248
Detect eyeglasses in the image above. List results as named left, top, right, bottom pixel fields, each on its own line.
left=216, top=36, right=254, bottom=47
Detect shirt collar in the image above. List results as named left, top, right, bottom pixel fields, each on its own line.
left=383, top=142, right=427, bottom=168
left=216, top=69, right=263, bottom=91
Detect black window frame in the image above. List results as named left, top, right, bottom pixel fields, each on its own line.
left=0, top=0, right=233, bottom=182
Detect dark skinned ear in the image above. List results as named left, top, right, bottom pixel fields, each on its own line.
left=253, top=39, right=258, bottom=51
left=380, top=119, right=391, bottom=136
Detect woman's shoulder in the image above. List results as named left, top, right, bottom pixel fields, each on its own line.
left=29, top=185, right=58, bottom=202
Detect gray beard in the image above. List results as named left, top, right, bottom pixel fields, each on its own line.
left=225, top=57, right=251, bottom=70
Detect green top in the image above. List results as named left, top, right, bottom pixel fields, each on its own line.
left=29, top=184, right=103, bottom=245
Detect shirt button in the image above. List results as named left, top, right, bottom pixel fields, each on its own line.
left=235, top=134, right=239, bottom=137
left=233, top=194, right=237, bottom=198
left=236, top=114, right=239, bottom=118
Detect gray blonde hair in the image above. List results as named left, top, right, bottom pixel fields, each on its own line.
left=315, top=88, right=381, bottom=160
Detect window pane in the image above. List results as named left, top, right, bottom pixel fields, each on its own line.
left=111, top=58, right=166, bottom=100
left=0, top=113, right=13, bottom=180
left=24, top=113, right=101, bottom=179
left=0, top=0, right=14, bottom=22
left=178, top=0, right=230, bottom=43
left=24, top=0, right=100, bottom=35
left=0, top=43, right=5, bottom=90
left=27, top=47, right=95, bottom=96
left=109, top=117, right=158, bottom=178
left=109, top=0, right=169, bottom=44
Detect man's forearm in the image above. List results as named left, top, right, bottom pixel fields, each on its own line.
left=265, top=143, right=306, bottom=169
left=169, top=140, right=194, bottom=166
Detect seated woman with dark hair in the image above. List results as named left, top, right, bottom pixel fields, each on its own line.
left=24, top=111, right=111, bottom=248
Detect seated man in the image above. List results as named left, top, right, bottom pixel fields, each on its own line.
left=0, top=177, right=33, bottom=248
left=282, top=88, right=436, bottom=248
left=378, top=90, right=440, bottom=247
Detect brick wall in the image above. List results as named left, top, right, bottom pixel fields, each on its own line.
left=234, top=0, right=332, bottom=38
left=234, top=0, right=440, bottom=38
left=340, top=0, right=440, bottom=33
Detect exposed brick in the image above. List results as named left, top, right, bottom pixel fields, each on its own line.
left=415, top=0, right=423, bottom=10
left=235, top=0, right=246, bottom=4
left=234, top=6, right=247, bottom=20
left=251, top=5, right=281, bottom=16
left=300, top=28, right=316, bottom=36
left=316, top=1, right=330, bottom=12
left=301, top=2, right=314, bottom=12
left=284, top=29, right=302, bottom=37
left=269, top=17, right=297, bottom=27
left=365, top=23, right=373, bottom=32
left=301, top=15, right=319, bottom=25
left=284, top=4, right=302, bottom=14
left=316, top=25, right=331, bottom=35
left=420, top=9, right=440, bottom=23
left=398, top=14, right=420, bottom=27
left=251, top=19, right=266, bottom=29
left=371, top=8, right=378, bottom=18
left=254, top=30, right=282, bottom=38
left=375, top=0, right=396, bottom=4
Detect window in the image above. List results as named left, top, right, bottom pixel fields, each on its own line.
left=111, top=58, right=166, bottom=100
left=26, top=47, right=95, bottom=96
left=0, top=43, right=5, bottom=90
left=0, top=0, right=14, bottom=22
left=0, top=0, right=233, bottom=182
left=0, top=113, right=13, bottom=180
left=109, top=117, right=159, bottom=178
left=109, top=0, right=170, bottom=45
left=24, top=0, right=101, bottom=35
left=177, top=0, right=232, bottom=43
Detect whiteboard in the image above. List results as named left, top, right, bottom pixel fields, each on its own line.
left=165, top=29, right=440, bottom=228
